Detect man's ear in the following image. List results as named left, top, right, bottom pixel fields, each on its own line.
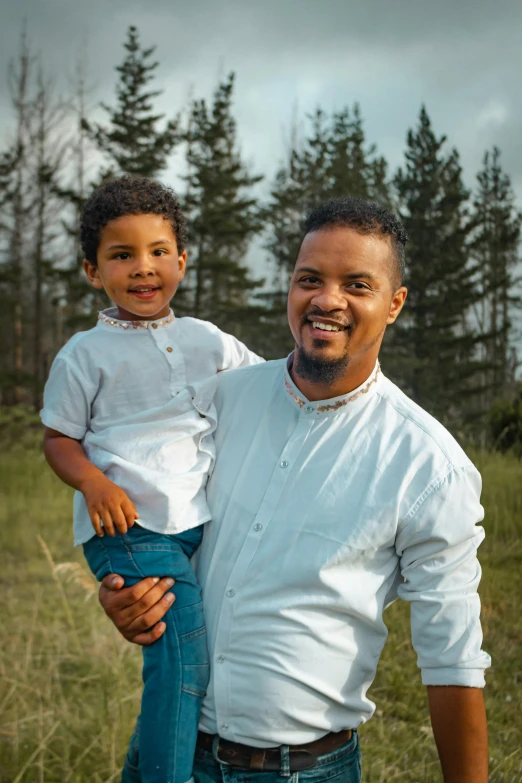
left=82, top=259, right=104, bottom=289
left=387, top=286, right=407, bottom=325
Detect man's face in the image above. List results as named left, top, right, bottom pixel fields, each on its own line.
left=83, top=213, right=187, bottom=321
left=287, top=227, right=407, bottom=381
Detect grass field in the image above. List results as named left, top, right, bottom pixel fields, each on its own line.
left=1, top=444, right=521, bottom=782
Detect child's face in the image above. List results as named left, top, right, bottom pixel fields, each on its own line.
left=83, top=213, right=187, bottom=321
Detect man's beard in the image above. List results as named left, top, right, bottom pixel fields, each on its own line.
left=293, top=344, right=350, bottom=386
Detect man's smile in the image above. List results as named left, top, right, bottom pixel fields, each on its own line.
left=303, top=314, right=351, bottom=340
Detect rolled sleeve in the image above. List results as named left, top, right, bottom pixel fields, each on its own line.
left=40, top=354, right=94, bottom=441
left=396, top=466, right=491, bottom=687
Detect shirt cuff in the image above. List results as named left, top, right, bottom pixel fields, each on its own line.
left=421, top=665, right=489, bottom=688
left=40, top=410, right=87, bottom=441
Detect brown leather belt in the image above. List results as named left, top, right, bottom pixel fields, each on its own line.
left=197, top=729, right=354, bottom=772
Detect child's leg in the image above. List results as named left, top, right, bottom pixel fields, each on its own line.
left=84, top=524, right=209, bottom=783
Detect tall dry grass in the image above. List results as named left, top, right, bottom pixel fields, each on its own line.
left=0, top=446, right=521, bottom=782
left=0, top=447, right=142, bottom=782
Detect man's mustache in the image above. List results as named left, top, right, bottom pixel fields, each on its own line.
left=301, top=311, right=352, bottom=329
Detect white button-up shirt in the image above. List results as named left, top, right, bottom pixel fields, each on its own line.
left=40, top=309, right=262, bottom=545
left=196, top=357, right=491, bottom=746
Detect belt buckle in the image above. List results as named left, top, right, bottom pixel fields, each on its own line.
left=212, top=735, right=231, bottom=766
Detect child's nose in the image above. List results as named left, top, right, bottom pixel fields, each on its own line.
left=132, top=254, right=155, bottom=275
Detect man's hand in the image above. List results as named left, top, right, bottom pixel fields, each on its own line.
left=80, top=475, right=138, bottom=537
left=99, top=574, right=175, bottom=645
left=428, top=685, right=488, bottom=783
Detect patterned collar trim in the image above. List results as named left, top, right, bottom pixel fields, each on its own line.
left=284, top=360, right=381, bottom=414
left=98, top=308, right=175, bottom=330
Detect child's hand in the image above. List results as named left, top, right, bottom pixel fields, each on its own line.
left=80, top=475, right=139, bottom=537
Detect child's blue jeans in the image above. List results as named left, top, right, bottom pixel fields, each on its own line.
left=83, top=523, right=209, bottom=783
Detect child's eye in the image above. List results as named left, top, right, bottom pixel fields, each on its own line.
left=114, top=252, right=130, bottom=260
left=153, top=249, right=167, bottom=256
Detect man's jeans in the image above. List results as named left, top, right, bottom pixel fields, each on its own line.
left=191, top=734, right=361, bottom=783
left=84, top=524, right=209, bottom=783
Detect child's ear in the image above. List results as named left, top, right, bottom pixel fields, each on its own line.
left=83, top=259, right=104, bottom=289
left=177, top=250, right=187, bottom=281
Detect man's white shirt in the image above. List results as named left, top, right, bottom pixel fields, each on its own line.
left=196, top=358, right=491, bottom=746
left=40, top=309, right=262, bottom=545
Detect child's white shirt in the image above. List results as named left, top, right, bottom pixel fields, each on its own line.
left=40, top=308, right=263, bottom=545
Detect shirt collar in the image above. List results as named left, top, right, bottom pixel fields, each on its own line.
left=97, top=307, right=175, bottom=330
left=283, top=354, right=381, bottom=415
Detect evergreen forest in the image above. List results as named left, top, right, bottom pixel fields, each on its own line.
left=1, top=26, right=521, bottom=448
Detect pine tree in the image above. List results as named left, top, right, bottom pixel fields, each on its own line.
left=180, top=74, right=265, bottom=346
left=265, top=104, right=391, bottom=359
left=267, top=109, right=329, bottom=284
left=82, top=26, right=179, bottom=178
left=327, top=105, right=390, bottom=206
left=393, top=106, right=479, bottom=423
left=470, top=147, right=521, bottom=407
left=268, top=104, right=390, bottom=282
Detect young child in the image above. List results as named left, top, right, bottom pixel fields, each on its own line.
left=40, top=175, right=262, bottom=783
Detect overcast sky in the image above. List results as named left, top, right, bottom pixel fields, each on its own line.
left=1, top=0, right=522, bottom=204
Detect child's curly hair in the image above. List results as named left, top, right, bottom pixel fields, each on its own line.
left=80, top=175, right=188, bottom=264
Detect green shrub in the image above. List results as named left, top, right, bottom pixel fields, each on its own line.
left=0, top=405, right=44, bottom=451
left=488, top=384, right=522, bottom=457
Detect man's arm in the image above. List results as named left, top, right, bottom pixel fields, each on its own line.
left=428, top=686, right=488, bottom=783
left=98, top=573, right=174, bottom=644
left=395, top=466, right=490, bottom=780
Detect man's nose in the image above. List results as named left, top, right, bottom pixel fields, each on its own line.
left=310, top=287, right=348, bottom=311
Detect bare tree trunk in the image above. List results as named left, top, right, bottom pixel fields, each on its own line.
left=32, top=71, right=46, bottom=410
left=9, top=26, right=32, bottom=403
left=30, top=66, right=68, bottom=407
left=194, top=239, right=205, bottom=318
left=73, top=51, right=88, bottom=258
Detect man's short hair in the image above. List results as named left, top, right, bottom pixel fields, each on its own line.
left=80, top=175, right=188, bottom=265
left=301, top=196, right=408, bottom=288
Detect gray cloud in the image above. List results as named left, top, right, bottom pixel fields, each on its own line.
left=0, top=0, right=521, bottom=200
left=1, top=0, right=520, bottom=355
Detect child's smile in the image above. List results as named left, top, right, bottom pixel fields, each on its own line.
left=83, top=213, right=187, bottom=321
left=128, top=284, right=161, bottom=300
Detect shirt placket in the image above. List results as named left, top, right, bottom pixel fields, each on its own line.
left=149, top=325, right=186, bottom=393
left=211, top=402, right=318, bottom=740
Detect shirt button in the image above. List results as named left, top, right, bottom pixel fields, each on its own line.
left=280, top=460, right=289, bottom=468
left=151, top=323, right=158, bottom=329
left=306, top=405, right=314, bottom=413
left=226, top=588, right=236, bottom=598
left=217, top=655, right=225, bottom=664
left=166, top=346, right=173, bottom=353
left=221, top=724, right=229, bottom=731
left=254, top=523, right=263, bottom=532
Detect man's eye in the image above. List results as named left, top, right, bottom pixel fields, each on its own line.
left=300, top=276, right=319, bottom=284
left=348, top=282, right=368, bottom=290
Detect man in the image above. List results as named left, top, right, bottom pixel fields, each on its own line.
left=100, top=197, right=490, bottom=783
